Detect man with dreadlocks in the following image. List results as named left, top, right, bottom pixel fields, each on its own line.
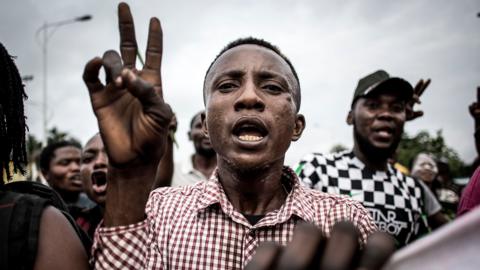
left=0, top=42, right=89, bottom=269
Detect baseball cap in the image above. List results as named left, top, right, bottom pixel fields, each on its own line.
left=351, top=70, right=413, bottom=107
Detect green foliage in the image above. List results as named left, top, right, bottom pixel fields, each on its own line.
left=26, top=127, right=81, bottom=162
left=46, top=127, right=81, bottom=146
left=396, top=130, right=467, bottom=177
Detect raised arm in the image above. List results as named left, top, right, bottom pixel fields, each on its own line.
left=82, top=2, right=173, bottom=227
left=469, top=87, right=480, bottom=161
left=153, top=114, right=177, bottom=189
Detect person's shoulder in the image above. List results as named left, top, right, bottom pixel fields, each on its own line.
left=299, top=185, right=363, bottom=210
left=151, top=180, right=206, bottom=197
left=147, top=181, right=207, bottom=211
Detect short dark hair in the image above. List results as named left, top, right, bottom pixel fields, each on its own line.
left=203, top=37, right=301, bottom=111
left=0, top=42, right=28, bottom=182
left=189, top=110, right=204, bottom=129
left=39, top=141, right=81, bottom=173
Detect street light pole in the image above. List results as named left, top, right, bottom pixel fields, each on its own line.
left=36, top=15, right=92, bottom=145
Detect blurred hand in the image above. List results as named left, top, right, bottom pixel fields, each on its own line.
left=469, top=87, right=480, bottom=121
left=245, top=222, right=395, bottom=270
left=406, top=79, right=430, bottom=121
left=82, top=2, right=173, bottom=168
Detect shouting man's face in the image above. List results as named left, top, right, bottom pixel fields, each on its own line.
left=81, top=134, right=108, bottom=205
left=348, top=91, right=406, bottom=161
left=203, top=44, right=305, bottom=172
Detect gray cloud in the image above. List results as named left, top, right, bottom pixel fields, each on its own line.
left=2, top=0, right=479, bottom=167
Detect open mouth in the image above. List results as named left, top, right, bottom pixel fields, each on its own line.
left=373, top=126, right=394, bottom=138
left=232, top=117, right=268, bottom=142
left=91, top=170, right=107, bottom=194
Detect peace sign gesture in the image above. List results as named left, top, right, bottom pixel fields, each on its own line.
left=83, top=3, right=173, bottom=168
left=406, top=78, right=431, bottom=121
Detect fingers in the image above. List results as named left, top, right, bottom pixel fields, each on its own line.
left=358, top=232, right=395, bottom=270
left=144, top=17, right=163, bottom=73
left=118, top=2, right=137, bottom=69
left=244, top=242, right=282, bottom=270
left=276, top=223, right=325, bottom=270
left=416, top=78, right=430, bottom=97
left=103, top=50, right=124, bottom=84
left=320, top=221, right=359, bottom=270
left=83, top=57, right=104, bottom=93
left=120, top=69, right=157, bottom=104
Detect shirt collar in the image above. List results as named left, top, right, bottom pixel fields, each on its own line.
left=196, top=166, right=315, bottom=228
left=348, top=151, right=395, bottom=175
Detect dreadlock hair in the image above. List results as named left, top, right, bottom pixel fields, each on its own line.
left=203, top=37, right=301, bottom=112
left=0, top=42, right=28, bottom=184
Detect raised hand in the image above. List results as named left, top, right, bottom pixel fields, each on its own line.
left=469, top=87, right=480, bottom=121
left=83, top=2, right=173, bottom=168
left=245, top=222, right=394, bottom=270
left=406, top=78, right=430, bottom=121
left=82, top=2, right=173, bottom=226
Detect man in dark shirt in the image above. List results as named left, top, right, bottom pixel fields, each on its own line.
left=297, top=70, right=445, bottom=246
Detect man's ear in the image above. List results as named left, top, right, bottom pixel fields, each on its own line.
left=292, top=114, right=306, bottom=142
left=201, top=112, right=209, bottom=139
left=346, top=110, right=354, bottom=125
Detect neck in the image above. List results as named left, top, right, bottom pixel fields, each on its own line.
left=353, top=143, right=388, bottom=171
left=192, top=153, right=217, bottom=179
left=217, top=158, right=287, bottom=215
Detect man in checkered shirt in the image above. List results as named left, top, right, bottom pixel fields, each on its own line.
left=297, top=70, right=444, bottom=247
left=83, top=3, right=379, bottom=269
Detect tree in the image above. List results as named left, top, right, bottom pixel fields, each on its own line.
left=46, top=127, right=81, bottom=145
left=396, top=130, right=467, bottom=177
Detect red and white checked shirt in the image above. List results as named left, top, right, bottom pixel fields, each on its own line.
left=92, top=167, right=376, bottom=269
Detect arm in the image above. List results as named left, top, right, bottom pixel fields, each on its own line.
left=34, top=206, right=89, bottom=270
left=83, top=3, right=173, bottom=227
left=153, top=115, right=177, bottom=189
left=469, top=87, right=480, bottom=163
left=417, top=180, right=449, bottom=229
left=83, top=3, right=172, bottom=268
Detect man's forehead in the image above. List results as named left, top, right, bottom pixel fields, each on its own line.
left=54, top=147, right=80, bottom=159
left=207, top=44, right=295, bottom=81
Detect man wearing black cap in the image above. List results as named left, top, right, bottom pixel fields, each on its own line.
left=297, top=70, right=435, bottom=247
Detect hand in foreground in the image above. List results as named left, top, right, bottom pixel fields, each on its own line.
left=82, top=2, right=173, bottom=168
left=245, top=222, right=395, bottom=270
left=406, top=78, right=430, bottom=121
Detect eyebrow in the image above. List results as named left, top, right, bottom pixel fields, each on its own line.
left=213, top=69, right=246, bottom=80
left=212, top=69, right=292, bottom=88
left=256, top=70, right=291, bottom=87
left=82, top=148, right=98, bottom=155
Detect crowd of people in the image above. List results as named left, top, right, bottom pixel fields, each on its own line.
left=1, top=2, right=479, bottom=269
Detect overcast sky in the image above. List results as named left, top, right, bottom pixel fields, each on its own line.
left=2, top=0, right=479, bottom=166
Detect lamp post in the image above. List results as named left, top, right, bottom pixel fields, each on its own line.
left=36, top=15, right=92, bottom=144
